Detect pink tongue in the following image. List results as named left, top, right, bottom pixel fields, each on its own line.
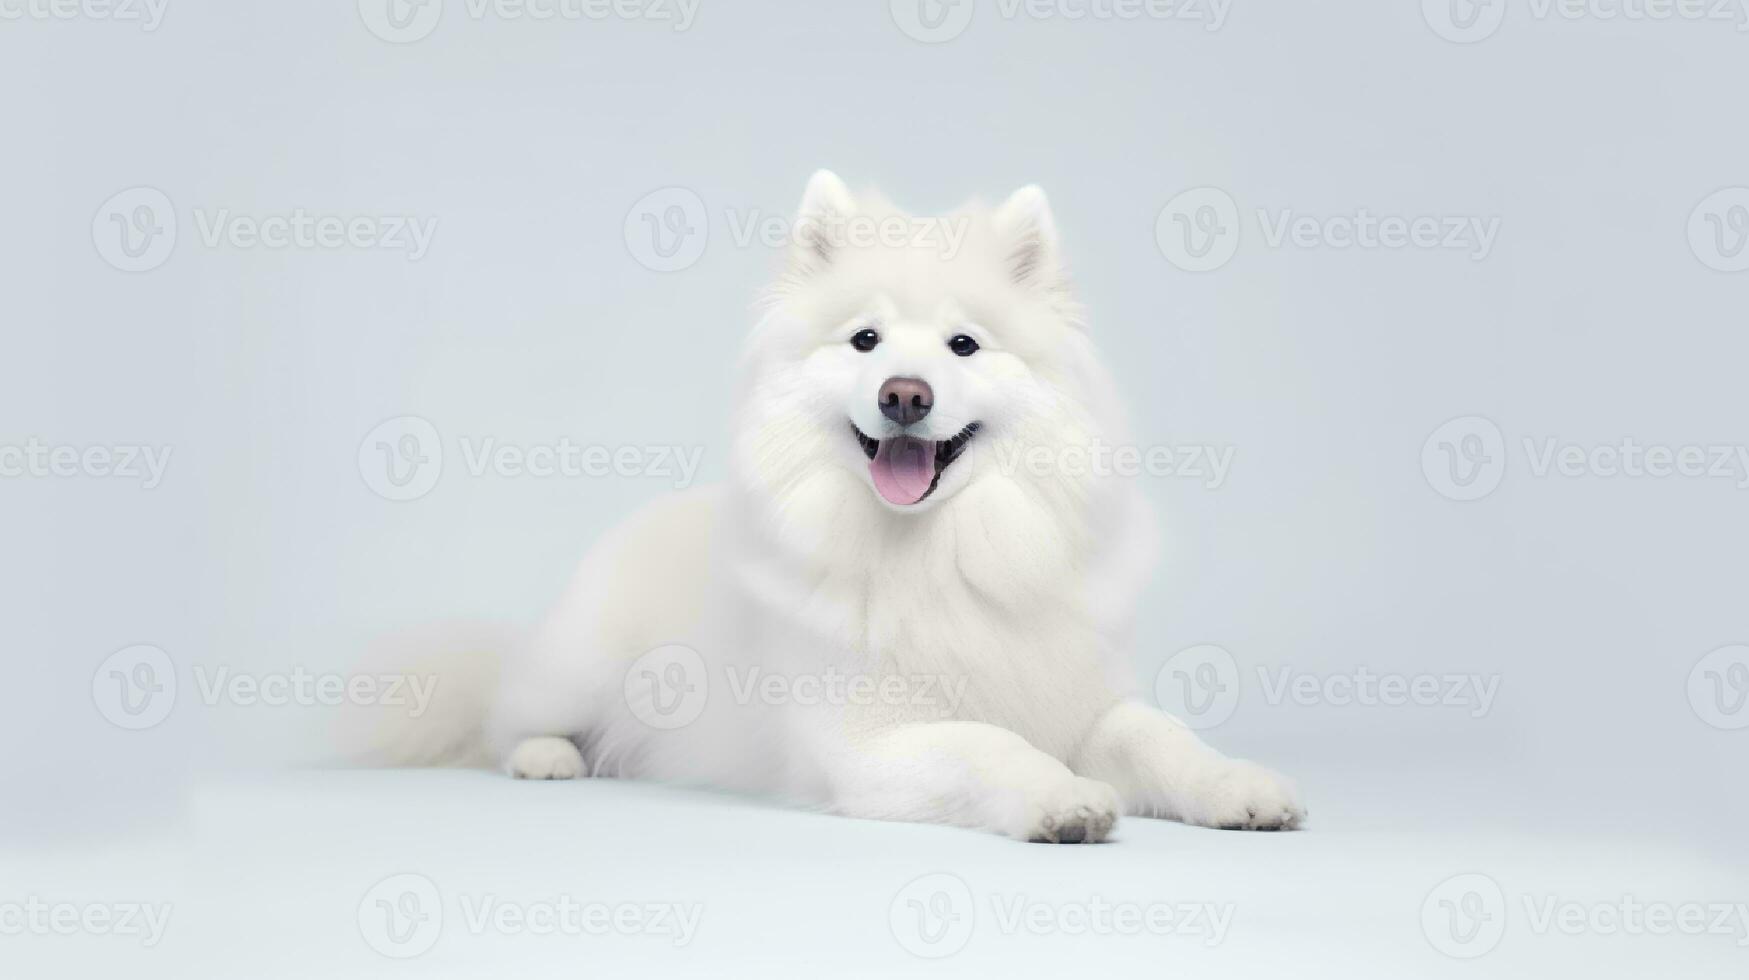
left=870, top=436, right=936, bottom=505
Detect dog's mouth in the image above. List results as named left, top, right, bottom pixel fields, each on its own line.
left=853, top=422, right=981, bottom=507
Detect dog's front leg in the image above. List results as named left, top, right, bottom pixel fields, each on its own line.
left=1071, top=701, right=1305, bottom=830
left=829, top=721, right=1121, bottom=843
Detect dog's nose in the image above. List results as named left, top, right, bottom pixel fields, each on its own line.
left=878, top=377, right=933, bottom=426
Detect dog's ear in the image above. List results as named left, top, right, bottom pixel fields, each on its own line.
left=993, top=185, right=1066, bottom=290
left=788, top=169, right=856, bottom=277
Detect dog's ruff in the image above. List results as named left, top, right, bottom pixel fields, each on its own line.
left=435, top=172, right=1300, bottom=841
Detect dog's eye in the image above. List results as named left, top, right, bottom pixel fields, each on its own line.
left=948, top=334, right=980, bottom=357
left=850, top=328, right=880, bottom=352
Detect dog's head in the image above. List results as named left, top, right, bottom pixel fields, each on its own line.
left=734, top=171, right=1126, bottom=546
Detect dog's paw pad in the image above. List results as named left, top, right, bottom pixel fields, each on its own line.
left=1024, top=778, right=1121, bottom=844
left=1190, top=761, right=1305, bottom=831
left=505, top=736, right=585, bottom=780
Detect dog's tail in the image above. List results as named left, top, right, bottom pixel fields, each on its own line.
left=328, top=620, right=514, bottom=769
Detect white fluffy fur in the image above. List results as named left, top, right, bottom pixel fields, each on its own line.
left=394, top=172, right=1303, bottom=842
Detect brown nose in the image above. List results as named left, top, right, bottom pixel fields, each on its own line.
left=878, top=377, right=933, bottom=426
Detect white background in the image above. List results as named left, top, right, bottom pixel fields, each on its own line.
left=3, top=1, right=1746, bottom=976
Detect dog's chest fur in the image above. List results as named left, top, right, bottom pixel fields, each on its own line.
left=742, top=495, right=1120, bottom=761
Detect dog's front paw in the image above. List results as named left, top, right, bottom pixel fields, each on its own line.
left=505, top=736, right=585, bottom=780
left=1180, top=760, right=1305, bottom=831
left=1014, top=776, right=1121, bottom=844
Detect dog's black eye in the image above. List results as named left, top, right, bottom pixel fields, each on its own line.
left=851, top=328, right=880, bottom=352
left=948, top=334, right=980, bottom=357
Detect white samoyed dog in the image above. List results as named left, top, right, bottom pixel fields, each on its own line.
left=375, top=172, right=1304, bottom=843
